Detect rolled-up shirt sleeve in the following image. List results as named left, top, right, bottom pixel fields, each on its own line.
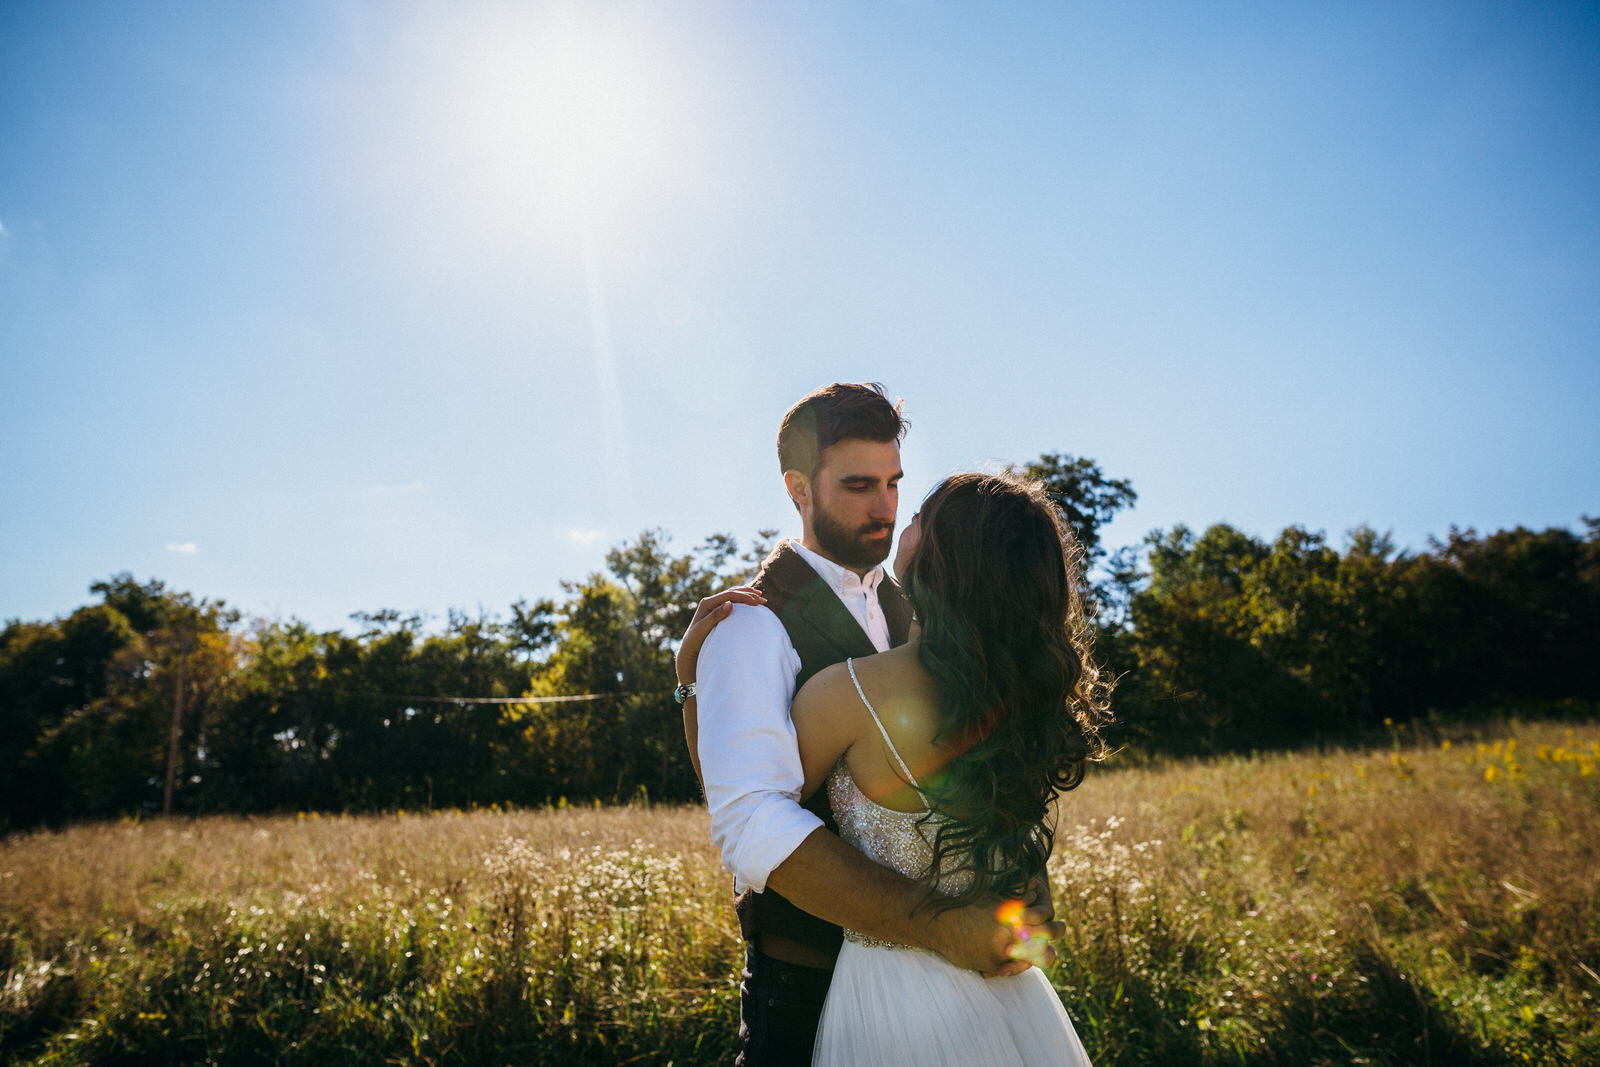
left=696, top=603, right=819, bottom=893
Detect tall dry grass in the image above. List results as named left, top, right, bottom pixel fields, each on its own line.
left=1045, top=718, right=1600, bottom=1064
left=2, top=718, right=1596, bottom=1065
left=2, top=803, right=739, bottom=1063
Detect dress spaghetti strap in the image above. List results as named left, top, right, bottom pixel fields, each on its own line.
left=845, top=658, right=922, bottom=790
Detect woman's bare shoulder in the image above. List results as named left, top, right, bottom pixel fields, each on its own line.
left=850, top=646, right=939, bottom=707
left=791, top=662, right=870, bottom=741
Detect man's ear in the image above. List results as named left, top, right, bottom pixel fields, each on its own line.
left=784, top=469, right=811, bottom=512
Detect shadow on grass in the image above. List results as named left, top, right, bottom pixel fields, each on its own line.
left=1056, top=934, right=1573, bottom=1067
left=1244, top=942, right=1557, bottom=1067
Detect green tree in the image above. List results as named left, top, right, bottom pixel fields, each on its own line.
left=1120, top=516, right=1600, bottom=754
left=1010, top=453, right=1139, bottom=632
left=1125, top=524, right=1418, bottom=750
left=197, top=618, right=330, bottom=813
left=1409, top=522, right=1600, bottom=709
left=507, top=529, right=774, bottom=802
left=1, top=575, right=237, bottom=827
left=1013, top=453, right=1137, bottom=569
left=1124, top=524, right=1303, bottom=748
left=0, top=606, right=137, bottom=829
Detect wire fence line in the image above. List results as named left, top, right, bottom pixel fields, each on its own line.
left=380, top=692, right=636, bottom=705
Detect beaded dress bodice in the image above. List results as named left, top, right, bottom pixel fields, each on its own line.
left=826, top=660, right=976, bottom=947
left=826, top=762, right=974, bottom=893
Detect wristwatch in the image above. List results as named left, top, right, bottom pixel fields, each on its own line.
left=673, top=682, right=697, bottom=705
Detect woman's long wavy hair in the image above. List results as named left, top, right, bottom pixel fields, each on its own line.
left=903, top=471, right=1111, bottom=910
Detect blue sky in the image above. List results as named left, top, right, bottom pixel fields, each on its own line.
left=3, top=1, right=1597, bottom=632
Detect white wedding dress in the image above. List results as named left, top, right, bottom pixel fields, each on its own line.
left=810, top=660, right=1092, bottom=1066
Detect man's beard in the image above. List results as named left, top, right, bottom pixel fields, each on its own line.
left=813, top=503, right=894, bottom=570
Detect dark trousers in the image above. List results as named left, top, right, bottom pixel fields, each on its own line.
left=736, top=946, right=834, bottom=1067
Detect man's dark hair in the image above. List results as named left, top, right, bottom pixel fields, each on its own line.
left=776, top=382, right=907, bottom=478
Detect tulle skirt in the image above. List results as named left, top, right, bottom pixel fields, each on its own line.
left=812, top=940, right=1092, bottom=1066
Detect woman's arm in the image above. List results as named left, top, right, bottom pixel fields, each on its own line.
left=675, top=586, right=765, bottom=795
left=788, top=663, right=868, bottom=800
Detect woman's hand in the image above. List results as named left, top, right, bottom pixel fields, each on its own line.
left=675, top=586, right=765, bottom=686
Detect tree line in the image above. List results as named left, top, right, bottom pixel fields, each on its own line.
left=3, top=455, right=1596, bottom=831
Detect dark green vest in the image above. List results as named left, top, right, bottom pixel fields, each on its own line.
left=733, top=542, right=913, bottom=957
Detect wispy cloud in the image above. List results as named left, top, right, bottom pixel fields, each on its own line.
left=166, top=542, right=199, bottom=556
left=561, top=527, right=606, bottom=547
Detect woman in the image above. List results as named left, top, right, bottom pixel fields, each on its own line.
left=682, top=472, right=1108, bottom=1065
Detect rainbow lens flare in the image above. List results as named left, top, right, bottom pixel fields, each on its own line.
left=995, top=899, right=1027, bottom=927
left=995, top=898, right=1053, bottom=967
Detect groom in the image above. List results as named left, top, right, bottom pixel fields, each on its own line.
left=684, top=383, right=1052, bottom=1067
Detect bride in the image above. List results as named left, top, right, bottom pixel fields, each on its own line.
left=681, top=471, right=1108, bottom=1065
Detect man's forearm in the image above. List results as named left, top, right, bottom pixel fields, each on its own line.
left=766, top=828, right=928, bottom=941
left=766, top=827, right=1020, bottom=973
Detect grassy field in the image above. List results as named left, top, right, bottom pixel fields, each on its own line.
left=2, top=718, right=1597, bottom=1065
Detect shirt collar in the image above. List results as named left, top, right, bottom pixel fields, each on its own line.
left=790, top=539, right=884, bottom=598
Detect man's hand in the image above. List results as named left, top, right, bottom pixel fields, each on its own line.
left=764, top=831, right=1066, bottom=977
left=927, top=898, right=1065, bottom=978
left=1024, top=868, right=1055, bottom=924
left=998, top=872, right=1060, bottom=973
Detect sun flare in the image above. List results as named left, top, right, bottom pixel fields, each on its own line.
left=374, top=1, right=711, bottom=261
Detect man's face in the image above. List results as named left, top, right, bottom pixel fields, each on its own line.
left=806, top=438, right=902, bottom=572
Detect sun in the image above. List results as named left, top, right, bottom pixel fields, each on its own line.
left=369, top=0, right=711, bottom=263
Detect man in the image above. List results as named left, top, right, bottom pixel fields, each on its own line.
left=679, top=383, right=1055, bottom=1066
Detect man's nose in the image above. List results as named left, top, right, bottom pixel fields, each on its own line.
left=870, top=490, right=896, bottom=522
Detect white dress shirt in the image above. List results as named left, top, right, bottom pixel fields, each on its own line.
left=789, top=540, right=892, bottom=652
left=696, top=540, right=893, bottom=893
